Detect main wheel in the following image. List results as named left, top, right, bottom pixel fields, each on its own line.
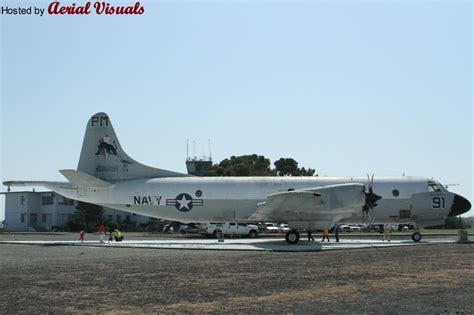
left=285, top=230, right=300, bottom=244
left=411, top=232, right=422, bottom=242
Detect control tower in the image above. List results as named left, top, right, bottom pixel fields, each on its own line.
left=185, top=140, right=213, bottom=176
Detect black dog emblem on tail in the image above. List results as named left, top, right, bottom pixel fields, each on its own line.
left=95, top=136, right=118, bottom=159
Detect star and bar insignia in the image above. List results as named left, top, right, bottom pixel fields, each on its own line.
left=166, top=193, right=203, bottom=212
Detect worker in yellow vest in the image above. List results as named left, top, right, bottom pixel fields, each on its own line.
left=322, top=228, right=330, bottom=242
left=112, top=229, right=124, bottom=242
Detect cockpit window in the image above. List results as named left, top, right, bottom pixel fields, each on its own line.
left=428, top=183, right=441, bottom=192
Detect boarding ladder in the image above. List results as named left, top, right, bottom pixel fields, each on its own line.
left=216, top=224, right=224, bottom=242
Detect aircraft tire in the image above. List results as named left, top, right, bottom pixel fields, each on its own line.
left=285, top=230, right=300, bottom=244
left=412, top=232, right=422, bottom=242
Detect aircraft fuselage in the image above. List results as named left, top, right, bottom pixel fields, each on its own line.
left=50, top=176, right=455, bottom=228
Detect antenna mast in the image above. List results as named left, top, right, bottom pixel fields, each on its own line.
left=208, top=138, right=212, bottom=160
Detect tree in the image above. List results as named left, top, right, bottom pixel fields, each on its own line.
left=445, top=216, right=471, bottom=229
left=66, top=201, right=104, bottom=232
left=203, top=154, right=316, bottom=177
left=274, top=158, right=298, bottom=176
left=204, top=154, right=272, bottom=176
left=298, top=167, right=316, bottom=176
left=427, top=216, right=472, bottom=229
left=274, top=158, right=316, bottom=176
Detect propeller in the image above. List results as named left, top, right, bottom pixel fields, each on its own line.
left=362, top=174, right=382, bottom=224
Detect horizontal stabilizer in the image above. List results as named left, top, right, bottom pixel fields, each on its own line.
left=60, top=169, right=113, bottom=188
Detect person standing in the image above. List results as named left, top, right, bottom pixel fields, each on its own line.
left=108, top=226, right=114, bottom=243
left=322, top=227, right=330, bottom=242
left=383, top=224, right=391, bottom=242
left=98, top=223, right=105, bottom=243
left=79, top=229, right=85, bottom=243
left=307, top=229, right=315, bottom=242
left=334, top=224, right=340, bottom=243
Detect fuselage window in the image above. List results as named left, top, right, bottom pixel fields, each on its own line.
left=428, top=183, right=441, bottom=192
left=392, top=189, right=399, bottom=197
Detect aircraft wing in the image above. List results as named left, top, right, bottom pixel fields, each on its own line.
left=248, top=183, right=366, bottom=222
left=4, top=170, right=113, bottom=190
left=3, top=180, right=73, bottom=191
left=4, top=181, right=63, bottom=187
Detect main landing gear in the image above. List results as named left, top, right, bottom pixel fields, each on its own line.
left=411, top=232, right=422, bottom=242
left=285, top=229, right=300, bottom=244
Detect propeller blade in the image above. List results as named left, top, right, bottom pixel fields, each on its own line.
left=362, top=173, right=381, bottom=223
left=371, top=174, right=374, bottom=192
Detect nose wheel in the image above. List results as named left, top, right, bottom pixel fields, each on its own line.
left=285, top=230, right=300, bottom=244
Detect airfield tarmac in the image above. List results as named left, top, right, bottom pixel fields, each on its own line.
left=0, top=233, right=473, bottom=313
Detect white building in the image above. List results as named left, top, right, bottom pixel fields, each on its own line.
left=1, top=190, right=153, bottom=232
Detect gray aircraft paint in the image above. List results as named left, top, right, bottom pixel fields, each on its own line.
left=3, top=113, right=470, bottom=233
left=78, top=112, right=189, bottom=180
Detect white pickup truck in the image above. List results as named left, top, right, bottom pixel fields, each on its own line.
left=204, top=223, right=259, bottom=238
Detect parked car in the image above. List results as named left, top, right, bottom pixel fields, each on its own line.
left=162, top=224, right=174, bottom=233
left=278, top=223, right=290, bottom=233
left=339, top=225, right=351, bottom=232
left=203, top=223, right=259, bottom=238
left=264, top=223, right=280, bottom=234
left=179, top=224, right=205, bottom=234
left=349, top=224, right=365, bottom=232
left=365, top=224, right=381, bottom=232
left=257, top=223, right=268, bottom=234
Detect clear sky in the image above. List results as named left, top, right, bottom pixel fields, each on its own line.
left=1, top=1, right=472, bottom=220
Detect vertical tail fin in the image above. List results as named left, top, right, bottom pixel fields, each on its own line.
left=77, top=112, right=188, bottom=180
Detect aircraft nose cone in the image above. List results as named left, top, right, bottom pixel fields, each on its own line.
left=449, top=194, right=471, bottom=216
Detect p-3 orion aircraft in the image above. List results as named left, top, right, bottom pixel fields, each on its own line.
left=4, top=113, right=471, bottom=244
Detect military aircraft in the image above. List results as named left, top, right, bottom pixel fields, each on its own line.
left=3, top=113, right=471, bottom=244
